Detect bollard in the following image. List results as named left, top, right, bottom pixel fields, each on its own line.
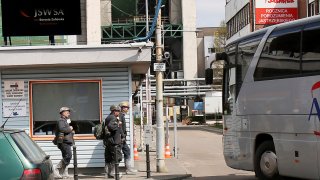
left=114, top=145, right=120, bottom=180
left=72, top=132, right=78, bottom=180
left=146, top=144, right=151, bottom=178
left=73, top=145, right=78, bottom=180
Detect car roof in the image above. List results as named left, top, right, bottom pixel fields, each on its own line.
left=0, top=128, right=25, bottom=133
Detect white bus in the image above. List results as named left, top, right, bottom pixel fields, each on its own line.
left=217, top=15, right=320, bottom=179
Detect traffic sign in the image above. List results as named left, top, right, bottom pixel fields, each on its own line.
left=153, top=63, right=166, bottom=72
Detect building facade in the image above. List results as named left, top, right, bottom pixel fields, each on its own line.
left=226, top=0, right=319, bottom=44
left=0, top=0, right=152, bottom=168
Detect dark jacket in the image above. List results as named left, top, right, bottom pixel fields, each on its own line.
left=56, top=118, right=73, bottom=144
left=119, top=112, right=127, bottom=137
left=104, top=113, right=122, bottom=145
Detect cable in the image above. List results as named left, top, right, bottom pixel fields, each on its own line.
left=133, top=0, right=162, bottom=42
left=111, top=4, right=134, bottom=17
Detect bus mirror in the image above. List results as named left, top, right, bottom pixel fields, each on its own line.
left=216, top=52, right=227, bottom=61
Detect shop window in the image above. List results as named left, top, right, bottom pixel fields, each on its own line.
left=30, top=80, right=101, bottom=139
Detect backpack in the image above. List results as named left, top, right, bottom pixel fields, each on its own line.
left=94, top=121, right=110, bottom=140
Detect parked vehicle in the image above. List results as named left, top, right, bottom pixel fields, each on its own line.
left=0, top=128, right=54, bottom=180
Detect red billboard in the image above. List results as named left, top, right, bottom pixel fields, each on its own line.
left=255, top=0, right=298, bottom=25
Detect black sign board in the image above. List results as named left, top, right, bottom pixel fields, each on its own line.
left=1, top=0, right=81, bottom=36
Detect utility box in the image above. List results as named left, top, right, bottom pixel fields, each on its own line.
left=205, top=91, right=222, bottom=114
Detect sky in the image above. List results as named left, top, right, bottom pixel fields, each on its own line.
left=196, top=0, right=225, bottom=27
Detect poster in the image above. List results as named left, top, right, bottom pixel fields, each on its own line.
left=255, top=0, right=298, bottom=25
left=3, top=100, right=27, bottom=117
left=4, top=81, right=24, bottom=99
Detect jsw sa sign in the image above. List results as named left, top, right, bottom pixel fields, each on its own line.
left=255, top=0, right=298, bottom=25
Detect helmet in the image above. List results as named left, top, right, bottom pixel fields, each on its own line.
left=110, top=105, right=121, bottom=111
left=119, top=101, right=130, bottom=108
left=59, top=107, right=71, bottom=114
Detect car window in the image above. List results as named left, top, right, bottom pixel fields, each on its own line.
left=11, top=131, right=47, bottom=163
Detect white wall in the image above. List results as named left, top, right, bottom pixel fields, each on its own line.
left=182, top=0, right=198, bottom=80
left=101, top=0, right=112, bottom=26
left=86, top=0, right=102, bottom=45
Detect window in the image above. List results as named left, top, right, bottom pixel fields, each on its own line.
left=223, top=44, right=236, bottom=115
left=30, top=80, right=101, bottom=138
left=302, top=23, right=320, bottom=74
left=11, top=132, right=47, bottom=163
left=238, top=35, right=263, bottom=82
left=227, top=4, right=250, bottom=39
left=308, top=1, right=316, bottom=17
left=254, top=26, right=302, bottom=80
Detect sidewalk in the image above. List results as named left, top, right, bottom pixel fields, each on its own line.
left=68, top=151, right=191, bottom=179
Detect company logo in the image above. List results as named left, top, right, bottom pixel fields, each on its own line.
left=19, top=8, right=65, bottom=24
left=308, top=81, right=320, bottom=135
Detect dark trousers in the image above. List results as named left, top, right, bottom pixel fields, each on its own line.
left=105, top=145, right=122, bottom=164
left=58, top=143, right=72, bottom=166
left=122, top=141, right=130, bottom=160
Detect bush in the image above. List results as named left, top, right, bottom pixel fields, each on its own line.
left=134, top=117, right=147, bottom=125
left=187, top=116, right=206, bottom=124
left=205, top=114, right=223, bottom=120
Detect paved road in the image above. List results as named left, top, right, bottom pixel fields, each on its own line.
left=168, top=127, right=256, bottom=180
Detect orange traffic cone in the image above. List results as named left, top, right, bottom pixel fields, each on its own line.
left=165, top=144, right=171, bottom=158
left=134, top=144, right=139, bottom=160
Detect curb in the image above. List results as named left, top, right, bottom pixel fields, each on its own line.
left=151, top=173, right=192, bottom=180
left=197, top=126, right=223, bottom=134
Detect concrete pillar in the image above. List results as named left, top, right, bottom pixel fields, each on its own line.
left=170, top=0, right=182, bottom=24
left=101, top=0, right=112, bottom=26
left=181, top=0, right=197, bottom=80
left=77, top=0, right=87, bottom=45
left=86, top=0, right=102, bottom=45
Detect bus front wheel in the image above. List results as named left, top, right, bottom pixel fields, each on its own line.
left=254, top=141, right=280, bottom=180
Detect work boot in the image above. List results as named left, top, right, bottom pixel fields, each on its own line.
left=62, top=166, right=72, bottom=179
left=108, top=163, right=123, bottom=179
left=53, top=160, right=63, bottom=179
left=104, top=164, right=109, bottom=178
left=107, top=164, right=114, bottom=178
left=125, top=159, right=137, bottom=174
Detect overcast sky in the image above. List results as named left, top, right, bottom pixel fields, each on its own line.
left=196, top=0, right=225, bottom=27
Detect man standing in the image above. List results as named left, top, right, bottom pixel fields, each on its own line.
left=104, top=105, right=122, bottom=178
left=53, top=107, right=74, bottom=179
left=119, top=101, right=137, bottom=174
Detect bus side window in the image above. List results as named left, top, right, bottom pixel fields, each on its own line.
left=302, top=23, right=320, bottom=75
left=254, top=26, right=302, bottom=80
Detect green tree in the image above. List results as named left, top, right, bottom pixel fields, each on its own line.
left=214, top=20, right=227, bottom=53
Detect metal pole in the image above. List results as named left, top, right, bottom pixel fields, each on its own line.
left=165, top=104, right=169, bottom=145
left=140, top=84, right=144, bottom=151
left=114, top=146, right=120, bottom=180
left=147, top=69, right=152, bottom=126
left=146, top=144, right=151, bottom=178
left=173, top=107, right=178, bottom=159
left=155, top=2, right=167, bottom=172
left=146, top=72, right=150, bottom=125
left=72, top=133, right=78, bottom=180
left=145, top=0, right=149, bottom=36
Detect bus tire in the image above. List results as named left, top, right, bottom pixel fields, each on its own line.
left=254, top=141, right=280, bottom=180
